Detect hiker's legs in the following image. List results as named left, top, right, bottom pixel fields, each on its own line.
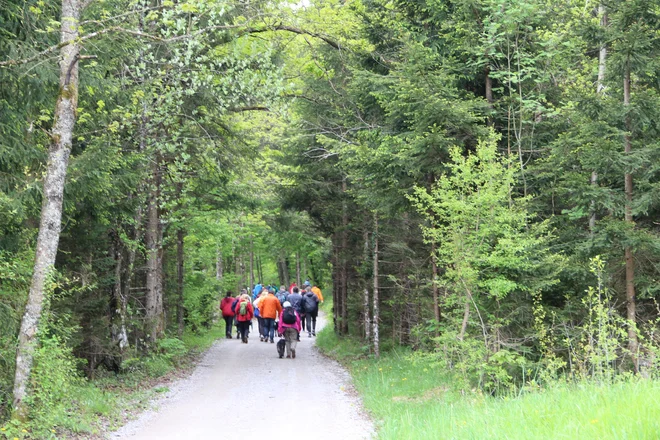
left=269, top=319, right=276, bottom=341
left=257, top=317, right=264, bottom=339
left=264, top=318, right=275, bottom=341
left=238, top=321, right=249, bottom=342
left=224, top=316, right=233, bottom=337
left=284, top=328, right=297, bottom=357
left=311, top=312, right=317, bottom=335
left=301, top=314, right=306, bottom=331
left=305, top=314, right=312, bottom=336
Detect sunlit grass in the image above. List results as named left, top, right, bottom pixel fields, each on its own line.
left=317, top=328, right=660, bottom=439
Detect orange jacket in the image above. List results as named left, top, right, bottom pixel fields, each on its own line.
left=311, top=286, right=324, bottom=302
left=259, top=294, right=283, bottom=319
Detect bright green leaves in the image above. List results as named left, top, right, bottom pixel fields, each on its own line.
left=411, top=136, right=563, bottom=302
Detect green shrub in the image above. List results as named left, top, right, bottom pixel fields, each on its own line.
left=143, top=356, right=174, bottom=378
left=27, top=334, right=83, bottom=416
left=157, top=338, right=186, bottom=364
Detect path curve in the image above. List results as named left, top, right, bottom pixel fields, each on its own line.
left=111, top=313, right=374, bottom=439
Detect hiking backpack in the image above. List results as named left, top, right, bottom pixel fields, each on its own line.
left=239, top=300, right=248, bottom=316
left=282, top=307, right=296, bottom=324
left=304, top=295, right=318, bottom=314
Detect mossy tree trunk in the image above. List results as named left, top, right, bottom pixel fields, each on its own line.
left=12, top=0, right=82, bottom=419
left=145, top=153, right=164, bottom=344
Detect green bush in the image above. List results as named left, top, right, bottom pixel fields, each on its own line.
left=157, top=338, right=187, bottom=363
left=143, top=356, right=174, bottom=378
left=27, top=334, right=83, bottom=416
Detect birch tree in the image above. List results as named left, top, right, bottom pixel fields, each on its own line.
left=12, top=0, right=83, bottom=419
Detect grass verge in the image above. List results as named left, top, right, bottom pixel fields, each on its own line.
left=1, top=324, right=225, bottom=440
left=317, top=328, right=660, bottom=439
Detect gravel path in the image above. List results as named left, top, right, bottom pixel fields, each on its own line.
left=110, top=313, right=374, bottom=439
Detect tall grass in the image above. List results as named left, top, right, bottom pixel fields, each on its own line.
left=317, top=328, right=660, bottom=439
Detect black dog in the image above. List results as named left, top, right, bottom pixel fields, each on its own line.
left=277, top=338, right=286, bottom=358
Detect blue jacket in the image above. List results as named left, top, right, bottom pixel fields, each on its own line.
left=276, top=289, right=288, bottom=305
left=252, top=284, right=262, bottom=300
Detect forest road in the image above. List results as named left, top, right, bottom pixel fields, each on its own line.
left=110, top=313, right=374, bottom=440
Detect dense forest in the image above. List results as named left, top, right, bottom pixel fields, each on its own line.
left=1, top=0, right=660, bottom=436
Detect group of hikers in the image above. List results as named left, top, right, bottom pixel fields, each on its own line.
left=219, top=281, right=324, bottom=359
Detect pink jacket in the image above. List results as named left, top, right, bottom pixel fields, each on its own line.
left=278, top=309, right=301, bottom=334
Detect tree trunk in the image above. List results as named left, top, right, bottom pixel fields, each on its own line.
left=234, top=246, right=240, bottom=292
left=310, top=257, right=319, bottom=287
left=340, top=178, right=349, bottom=335
left=363, top=229, right=371, bottom=342
left=257, top=255, right=263, bottom=285
left=296, top=251, right=301, bottom=287
left=459, top=300, right=470, bottom=341
left=249, top=237, right=254, bottom=288
left=239, top=255, right=246, bottom=290
left=332, top=235, right=340, bottom=333
left=12, top=0, right=81, bottom=418
left=431, top=242, right=440, bottom=322
left=283, top=255, right=290, bottom=286
left=145, top=154, right=164, bottom=343
left=597, top=6, right=607, bottom=95
left=372, top=213, right=380, bottom=358
left=590, top=5, right=607, bottom=234
left=278, top=253, right=289, bottom=287
left=485, top=67, right=493, bottom=106
left=485, top=66, right=493, bottom=126
left=111, top=232, right=128, bottom=353
left=177, top=228, right=185, bottom=337
left=623, top=63, right=638, bottom=368
left=216, top=247, right=223, bottom=281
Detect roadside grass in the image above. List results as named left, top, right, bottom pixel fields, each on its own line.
left=317, top=328, right=660, bottom=439
left=1, top=323, right=225, bottom=439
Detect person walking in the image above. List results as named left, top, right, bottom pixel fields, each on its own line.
left=259, top=288, right=283, bottom=343
left=276, top=285, right=288, bottom=305
left=302, top=287, right=320, bottom=337
left=278, top=301, right=301, bottom=358
left=253, top=290, right=266, bottom=341
left=311, top=283, right=324, bottom=304
left=220, top=291, right=236, bottom=339
left=252, top=282, right=262, bottom=300
left=233, top=290, right=245, bottom=339
left=287, top=287, right=304, bottom=340
left=234, top=293, right=254, bottom=343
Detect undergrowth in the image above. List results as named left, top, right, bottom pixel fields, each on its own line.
left=316, top=329, right=660, bottom=439
left=0, top=324, right=224, bottom=439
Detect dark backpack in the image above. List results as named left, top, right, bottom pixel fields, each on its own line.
left=239, top=301, right=248, bottom=316
left=282, top=307, right=296, bottom=324
left=304, top=295, right=318, bottom=314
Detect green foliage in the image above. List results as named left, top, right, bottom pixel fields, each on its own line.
left=3, top=0, right=660, bottom=434
left=316, top=325, right=372, bottom=361
left=157, top=338, right=187, bottom=366
left=411, top=136, right=563, bottom=302
left=572, top=256, right=630, bottom=380
left=27, top=334, right=82, bottom=419
left=0, top=250, right=32, bottom=416
left=326, top=332, right=660, bottom=439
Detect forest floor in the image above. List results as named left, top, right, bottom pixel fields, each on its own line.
left=109, top=313, right=374, bottom=440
